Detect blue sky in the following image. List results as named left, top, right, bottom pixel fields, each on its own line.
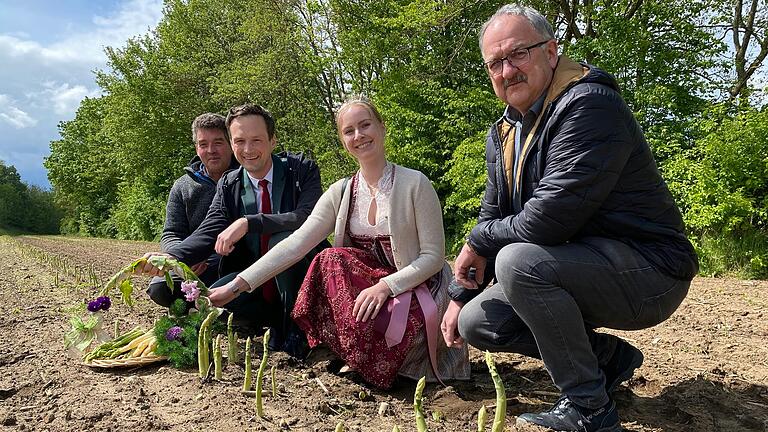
left=0, top=0, right=163, bottom=188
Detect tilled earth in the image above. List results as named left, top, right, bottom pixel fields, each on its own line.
left=0, top=235, right=766, bottom=431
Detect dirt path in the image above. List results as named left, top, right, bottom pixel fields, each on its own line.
left=0, top=235, right=766, bottom=431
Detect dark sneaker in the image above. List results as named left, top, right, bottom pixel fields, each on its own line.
left=516, top=396, right=621, bottom=432
left=603, top=339, right=644, bottom=393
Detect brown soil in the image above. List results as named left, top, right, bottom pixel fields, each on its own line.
left=0, top=235, right=766, bottom=432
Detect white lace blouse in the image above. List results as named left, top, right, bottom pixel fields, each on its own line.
left=349, top=162, right=394, bottom=237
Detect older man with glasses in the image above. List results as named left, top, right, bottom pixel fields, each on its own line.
left=440, top=4, right=698, bottom=432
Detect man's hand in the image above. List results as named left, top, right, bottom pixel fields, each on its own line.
left=137, top=252, right=176, bottom=277
left=190, top=261, right=208, bottom=276
left=441, top=300, right=465, bottom=348
left=353, top=281, right=391, bottom=323
left=215, top=217, right=249, bottom=256
left=454, top=243, right=486, bottom=289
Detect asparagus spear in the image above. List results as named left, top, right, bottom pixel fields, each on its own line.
left=485, top=351, right=506, bottom=432
left=256, top=329, right=271, bottom=417
left=414, top=376, right=428, bottom=432
left=243, top=337, right=252, bottom=391
left=214, top=335, right=222, bottom=379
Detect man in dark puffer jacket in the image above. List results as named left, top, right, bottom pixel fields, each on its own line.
left=441, top=5, right=698, bottom=432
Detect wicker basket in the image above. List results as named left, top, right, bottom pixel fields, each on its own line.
left=84, top=355, right=168, bottom=368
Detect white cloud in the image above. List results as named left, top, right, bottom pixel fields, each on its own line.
left=40, top=83, right=103, bottom=116
left=0, top=0, right=163, bottom=65
left=54, top=0, right=164, bottom=64
left=0, top=0, right=164, bottom=187
left=0, top=94, right=37, bottom=129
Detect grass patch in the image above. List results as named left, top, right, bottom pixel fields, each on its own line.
left=694, top=229, right=768, bottom=279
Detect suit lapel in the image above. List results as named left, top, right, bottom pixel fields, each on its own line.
left=271, top=154, right=286, bottom=213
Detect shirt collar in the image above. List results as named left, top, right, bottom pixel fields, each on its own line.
left=246, top=163, right=274, bottom=186
left=503, top=92, right=546, bottom=124
left=198, top=163, right=210, bottom=178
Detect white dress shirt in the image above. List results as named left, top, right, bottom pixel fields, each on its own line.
left=245, top=165, right=274, bottom=212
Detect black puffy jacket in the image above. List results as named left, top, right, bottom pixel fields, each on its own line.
left=467, top=56, right=698, bottom=281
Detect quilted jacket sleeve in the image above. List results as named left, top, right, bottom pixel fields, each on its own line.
left=469, top=85, right=635, bottom=257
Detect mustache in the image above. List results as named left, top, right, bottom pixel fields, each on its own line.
left=504, top=74, right=527, bottom=88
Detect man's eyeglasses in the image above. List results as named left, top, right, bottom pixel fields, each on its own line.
left=484, top=40, right=551, bottom=76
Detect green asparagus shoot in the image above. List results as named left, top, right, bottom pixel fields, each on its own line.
left=243, top=337, right=252, bottom=391
left=271, top=364, right=277, bottom=397
left=214, top=334, right=223, bottom=379
left=414, top=376, right=428, bottom=432
left=477, top=405, right=487, bottom=432
left=197, top=310, right=219, bottom=378
left=227, top=314, right=238, bottom=365
left=484, top=351, right=506, bottom=432
left=256, top=329, right=270, bottom=417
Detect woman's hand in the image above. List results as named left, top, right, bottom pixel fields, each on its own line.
left=208, top=277, right=250, bottom=307
left=353, top=281, right=391, bottom=323
left=208, top=286, right=236, bottom=307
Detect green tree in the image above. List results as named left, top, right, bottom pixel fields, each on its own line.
left=46, top=97, right=120, bottom=236
left=0, top=160, right=61, bottom=234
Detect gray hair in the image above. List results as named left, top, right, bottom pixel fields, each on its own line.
left=478, top=4, right=555, bottom=51
left=191, top=113, right=228, bottom=144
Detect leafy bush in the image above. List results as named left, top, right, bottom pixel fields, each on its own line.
left=662, top=105, right=768, bottom=278
left=694, top=230, right=768, bottom=279
left=111, top=181, right=165, bottom=241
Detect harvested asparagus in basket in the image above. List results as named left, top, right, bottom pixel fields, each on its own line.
left=83, top=327, right=153, bottom=362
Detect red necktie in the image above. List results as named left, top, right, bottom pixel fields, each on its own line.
left=258, top=179, right=278, bottom=303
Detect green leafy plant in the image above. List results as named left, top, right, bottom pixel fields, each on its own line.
left=152, top=299, right=223, bottom=369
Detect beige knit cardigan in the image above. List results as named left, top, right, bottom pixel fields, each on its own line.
left=238, top=164, right=446, bottom=296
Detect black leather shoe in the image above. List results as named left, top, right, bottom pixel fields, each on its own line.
left=603, top=339, right=643, bottom=393
left=516, top=396, right=621, bottom=432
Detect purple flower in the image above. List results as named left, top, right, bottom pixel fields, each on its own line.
left=165, top=326, right=183, bottom=341
left=180, top=280, right=200, bottom=302
left=96, top=296, right=111, bottom=311
left=87, top=299, right=101, bottom=312
left=86, top=296, right=112, bottom=313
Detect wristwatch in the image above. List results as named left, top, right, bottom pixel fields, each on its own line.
left=229, top=279, right=246, bottom=295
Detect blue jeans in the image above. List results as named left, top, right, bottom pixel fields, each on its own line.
left=458, top=237, right=689, bottom=409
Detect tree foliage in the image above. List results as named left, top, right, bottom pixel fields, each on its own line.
left=0, top=161, right=61, bottom=234
left=46, top=0, right=768, bottom=276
